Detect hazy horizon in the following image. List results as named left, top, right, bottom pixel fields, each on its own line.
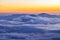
left=0, top=0, right=60, bottom=14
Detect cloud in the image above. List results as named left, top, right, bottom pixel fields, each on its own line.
left=13, top=14, right=60, bottom=24
left=0, top=14, right=60, bottom=40
left=0, top=33, right=60, bottom=40
left=0, top=14, right=60, bottom=30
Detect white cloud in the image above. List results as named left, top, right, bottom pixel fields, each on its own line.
left=0, top=14, right=60, bottom=30
left=0, top=33, right=60, bottom=40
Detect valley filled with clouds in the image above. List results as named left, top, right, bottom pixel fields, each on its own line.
left=0, top=13, right=60, bottom=40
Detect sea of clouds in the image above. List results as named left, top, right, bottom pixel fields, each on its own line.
left=0, top=14, right=60, bottom=40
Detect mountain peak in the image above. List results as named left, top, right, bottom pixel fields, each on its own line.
left=39, top=13, right=50, bottom=15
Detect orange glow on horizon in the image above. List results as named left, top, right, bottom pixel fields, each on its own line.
left=0, top=5, right=60, bottom=14
left=0, top=0, right=60, bottom=14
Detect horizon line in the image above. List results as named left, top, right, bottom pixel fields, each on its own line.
left=0, top=12, right=60, bottom=15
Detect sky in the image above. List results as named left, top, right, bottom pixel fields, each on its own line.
left=0, top=0, right=60, bottom=14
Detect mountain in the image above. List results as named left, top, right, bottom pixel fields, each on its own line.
left=39, top=13, right=60, bottom=18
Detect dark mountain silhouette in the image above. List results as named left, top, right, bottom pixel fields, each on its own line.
left=39, top=13, right=60, bottom=18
